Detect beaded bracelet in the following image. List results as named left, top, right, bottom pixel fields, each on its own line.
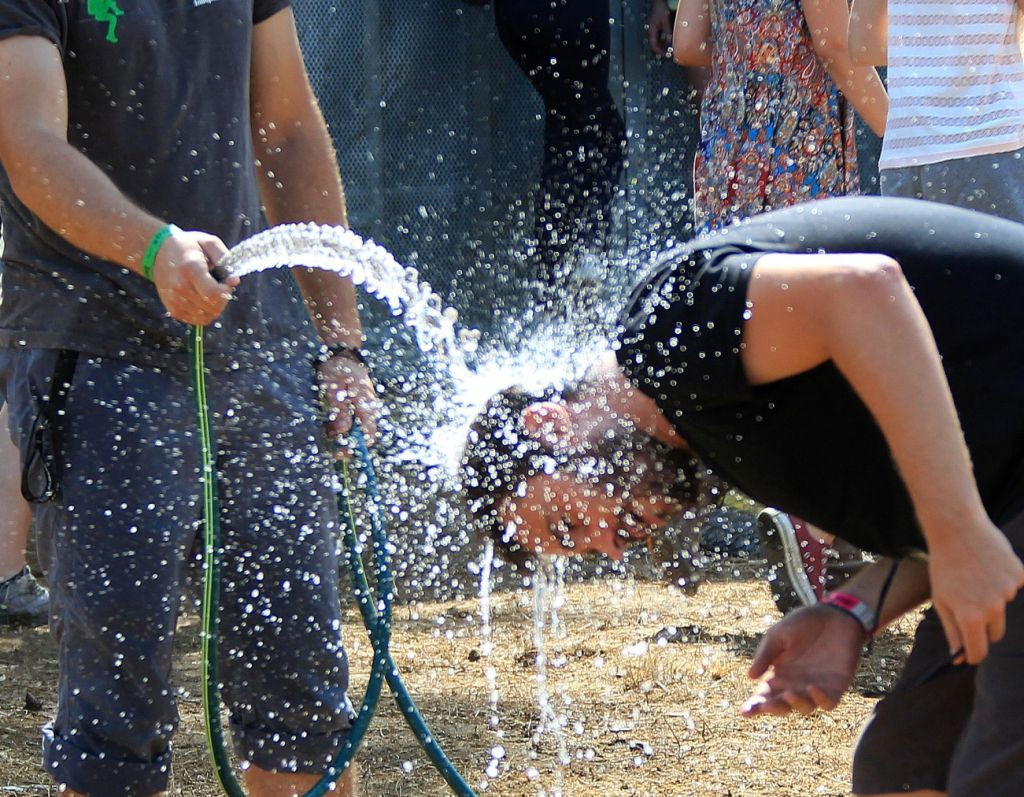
left=319, top=342, right=368, bottom=367
left=141, top=224, right=181, bottom=282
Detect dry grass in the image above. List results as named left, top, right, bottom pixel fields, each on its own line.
left=0, top=572, right=916, bottom=796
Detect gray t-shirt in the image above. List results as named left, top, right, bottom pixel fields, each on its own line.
left=0, top=0, right=318, bottom=371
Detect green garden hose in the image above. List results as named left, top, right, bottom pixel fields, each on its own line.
left=188, top=324, right=477, bottom=797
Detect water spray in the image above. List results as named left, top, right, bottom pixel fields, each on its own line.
left=193, top=225, right=480, bottom=796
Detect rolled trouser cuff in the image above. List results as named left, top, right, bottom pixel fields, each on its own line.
left=231, top=707, right=355, bottom=774
left=43, top=723, right=173, bottom=797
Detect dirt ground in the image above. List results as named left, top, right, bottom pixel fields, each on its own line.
left=0, top=570, right=917, bottom=797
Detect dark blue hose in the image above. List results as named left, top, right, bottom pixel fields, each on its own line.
left=340, top=427, right=478, bottom=797
left=191, top=324, right=476, bottom=796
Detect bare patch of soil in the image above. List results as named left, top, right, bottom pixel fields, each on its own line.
left=0, top=573, right=916, bottom=796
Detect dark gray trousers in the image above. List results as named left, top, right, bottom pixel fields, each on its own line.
left=1, top=349, right=352, bottom=796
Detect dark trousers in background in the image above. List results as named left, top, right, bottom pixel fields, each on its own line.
left=494, top=0, right=626, bottom=289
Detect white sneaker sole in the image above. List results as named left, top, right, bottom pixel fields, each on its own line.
left=757, top=508, right=818, bottom=611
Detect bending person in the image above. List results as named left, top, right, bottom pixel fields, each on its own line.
left=462, top=196, right=1024, bottom=796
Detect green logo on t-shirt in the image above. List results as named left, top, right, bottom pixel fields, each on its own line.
left=86, top=0, right=125, bottom=43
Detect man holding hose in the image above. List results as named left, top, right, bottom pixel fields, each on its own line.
left=0, top=2, right=375, bottom=795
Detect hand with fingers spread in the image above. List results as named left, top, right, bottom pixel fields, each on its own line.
left=316, top=350, right=379, bottom=456
left=926, top=514, right=1024, bottom=665
left=150, top=229, right=239, bottom=326
left=742, top=604, right=865, bottom=718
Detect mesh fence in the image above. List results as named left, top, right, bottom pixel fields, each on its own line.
left=294, top=0, right=881, bottom=339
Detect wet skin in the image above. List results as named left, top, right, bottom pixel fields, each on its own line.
left=499, top=470, right=683, bottom=558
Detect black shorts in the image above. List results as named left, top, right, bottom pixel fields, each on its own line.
left=853, top=511, right=1024, bottom=796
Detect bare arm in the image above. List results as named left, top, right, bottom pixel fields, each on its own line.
left=842, top=556, right=931, bottom=629
left=848, top=0, right=888, bottom=66
left=742, top=253, right=1024, bottom=663
left=250, top=9, right=378, bottom=443
left=744, top=556, right=930, bottom=716
left=0, top=36, right=234, bottom=325
left=801, top=0, right=888, bottom=135
left=673, top=0, right=712, bottom=67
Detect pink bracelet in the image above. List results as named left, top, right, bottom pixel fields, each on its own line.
left=821, top=591, right=877, bottom=638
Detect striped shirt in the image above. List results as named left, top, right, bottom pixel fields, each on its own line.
left=881, top=0, right=1024, bottom=169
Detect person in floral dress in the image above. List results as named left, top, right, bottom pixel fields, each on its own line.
left=673, top=0, right=887, bottom=231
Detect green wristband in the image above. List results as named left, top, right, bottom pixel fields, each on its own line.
left=141, top=224, right=180, bottom=282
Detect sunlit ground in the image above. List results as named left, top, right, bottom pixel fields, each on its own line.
left=0, top=568, right=918, bottom=797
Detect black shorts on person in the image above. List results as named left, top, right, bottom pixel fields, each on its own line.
left=854, top=507, right=1024, bottom=794
left=616, top=196, right=1024, bottom=795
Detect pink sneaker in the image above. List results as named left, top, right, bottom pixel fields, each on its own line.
left=756, top=509, right=826, bottom=614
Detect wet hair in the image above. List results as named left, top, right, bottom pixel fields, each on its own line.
left=460, top=383, right=707, bottom=567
